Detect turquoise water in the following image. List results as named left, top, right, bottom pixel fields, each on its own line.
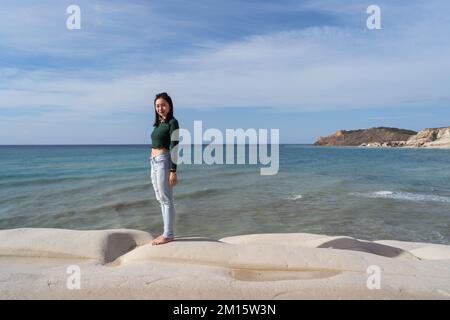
left=1, top=145, right=449, bottom=244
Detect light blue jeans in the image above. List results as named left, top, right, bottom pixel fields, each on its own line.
left=150, top=152, right=175, bottom=238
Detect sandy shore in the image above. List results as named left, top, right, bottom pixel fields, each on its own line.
left=0, top=228, right=450, bottom=299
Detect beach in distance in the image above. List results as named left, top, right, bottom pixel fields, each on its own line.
left=1, top=144, right=450, bottom=299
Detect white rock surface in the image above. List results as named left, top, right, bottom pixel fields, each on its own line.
left=0, top=228, right=449, bottom=299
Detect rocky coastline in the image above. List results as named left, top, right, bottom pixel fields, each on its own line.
left=314, top=126, right=450, bottom=149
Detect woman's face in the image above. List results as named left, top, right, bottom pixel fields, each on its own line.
left=155, top=98, right=170, bottom=119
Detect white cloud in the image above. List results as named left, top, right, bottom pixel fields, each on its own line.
left=2, top=30, right=450, bottom=118
left=1, top=1, right=450, bottom=121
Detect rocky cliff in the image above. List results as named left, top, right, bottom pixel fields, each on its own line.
left=361, top=127, right=450, bottom=148
left=405, top=127, right=450, bottom=148
left=314, top=126, right=450, bottom=148
left=314, top=127, right=417, bottom=146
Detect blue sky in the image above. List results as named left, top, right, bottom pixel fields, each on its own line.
left=1, top=0, right=450, bottom=144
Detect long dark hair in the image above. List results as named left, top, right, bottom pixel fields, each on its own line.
left=153, top=92, right=174, bottom=126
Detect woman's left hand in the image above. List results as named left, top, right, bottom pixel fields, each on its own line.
left=169, top=172, right=177, bottom=187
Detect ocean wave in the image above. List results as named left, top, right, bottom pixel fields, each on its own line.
left=0, top=174, right=142, bottom=190
left=351, top=191, right=450, bottom=203
left=100, top=183, right=151, bottom=197
left=285, top=194, right=303, bottom=200
left=176, top=188, right=224, bottom=199
left=0, top=194, right=29, bottom=206
left=0, top=174, right=130, bottom=188
left=194, top=170, right=254, bottom=179
left=0, top=175, right=90, bottom=187
left=86, top=199, right=152, bottom=214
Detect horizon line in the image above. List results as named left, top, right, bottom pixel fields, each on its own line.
left=0, top=143, right=314, bottom=146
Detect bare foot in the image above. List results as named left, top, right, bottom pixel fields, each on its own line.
left=151, top=235, right=174, bottom=245
left=151, top=235, right=164, bottom=245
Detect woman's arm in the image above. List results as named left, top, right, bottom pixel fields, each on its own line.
left=168, top=119, right=179, bottom=187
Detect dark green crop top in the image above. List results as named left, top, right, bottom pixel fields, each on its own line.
left=151, top=117, right=179, bottom=171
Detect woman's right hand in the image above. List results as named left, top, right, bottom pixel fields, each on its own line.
left=169, top=172, right=177, bottom=187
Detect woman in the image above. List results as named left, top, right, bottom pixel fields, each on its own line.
left=150, top=92, right=179, bottom=245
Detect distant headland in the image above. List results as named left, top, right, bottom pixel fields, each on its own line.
left=314, top=126, right=450, bottom=148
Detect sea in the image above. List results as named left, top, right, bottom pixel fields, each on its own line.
left=1, top=144, right=449, bottom=244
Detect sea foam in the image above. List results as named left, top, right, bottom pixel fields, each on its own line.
left=351, top=191, right=450, bottom=203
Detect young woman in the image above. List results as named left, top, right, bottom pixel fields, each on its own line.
left=150, top=92, right=179, bottom=245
